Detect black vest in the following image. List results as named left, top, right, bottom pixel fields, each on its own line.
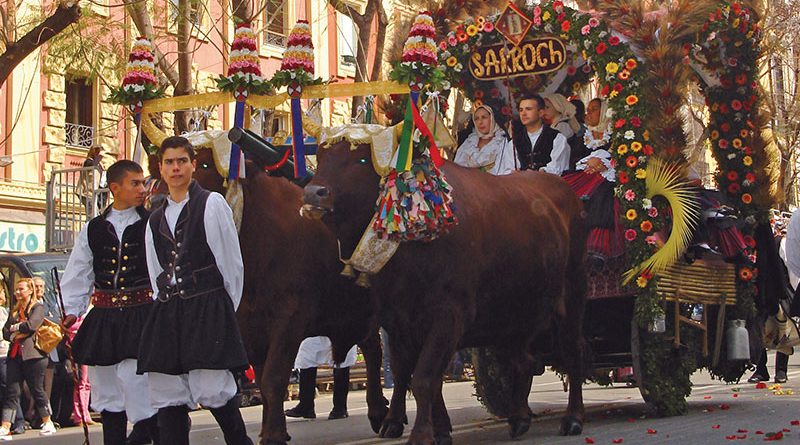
left=512, top=122, right=560, bottom=170
left=148, top=181, right=225, bottom=300
left=87, top=206, right=151, bottom=291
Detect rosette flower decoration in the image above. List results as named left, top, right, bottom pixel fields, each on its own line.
left=108, top=37, right=165, bottom=110
left=270, top=20, right=323, bottom=178
left=216, top=22, right=271, bottom=98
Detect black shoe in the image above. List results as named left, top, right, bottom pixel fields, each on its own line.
left=285, top=404, right=316, bottom=419
left=748, top=372, right=769, bottom=383
left=327, top=408, right=349, bottom=420
left=774, top=371, right=788, bottom=383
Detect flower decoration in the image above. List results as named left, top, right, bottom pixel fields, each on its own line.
left=270, top=20, right=323, bottom=89
left=390, top=11, right=446, bottom=91
left=216, top=23, right=272, bottom=95
left=108, top=37, right=166, bottom=107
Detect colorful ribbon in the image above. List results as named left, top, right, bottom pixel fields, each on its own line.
left=228, top=98, right=247, bottom=180
left=290, top=91, right=307, bottom=178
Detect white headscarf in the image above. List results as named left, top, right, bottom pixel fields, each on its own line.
left=543, top=93, right=581, bottom=134
left=587, top=98, right=612, bottom=134
left=472, top=104, right=502, bottom=140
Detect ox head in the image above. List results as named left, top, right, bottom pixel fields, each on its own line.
left=302, top=140, right=381, bottom=248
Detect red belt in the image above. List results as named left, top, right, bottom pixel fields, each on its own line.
left=91, top=288, right=154, bottom=308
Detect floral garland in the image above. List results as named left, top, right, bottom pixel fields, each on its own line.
left=438, top=1, right=662, bottom=325
left=690, top=1, right=763, bottom=318
left=389, top=11, right=448, bottom=92
left=108, top=37, right=165, bottom=109
left=216, top=23, right=272, bottom=96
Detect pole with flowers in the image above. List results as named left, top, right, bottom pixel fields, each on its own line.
left=108, top=37, right=165, bottom=163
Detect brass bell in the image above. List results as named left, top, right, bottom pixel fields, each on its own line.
left=355, top=272, right=371, bottom=288
left=340, top=264, right=356, bottom=278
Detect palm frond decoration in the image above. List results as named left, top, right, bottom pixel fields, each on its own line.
left=623, top=159, right=701, bottom=283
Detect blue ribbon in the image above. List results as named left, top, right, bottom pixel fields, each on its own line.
left=290, top=97, right=307, bottom=178
left=229, top=100, right=246, bottom=180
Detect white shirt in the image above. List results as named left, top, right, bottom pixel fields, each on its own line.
left=783, top=209, right=800, bottom=289
left=575, top=149, right=616, bottom=182
left=145, top=191, right=244, bottom=310
left=62, top=206, right=143, bottom=316
left=528, top=127, right=570, bottom=176
left=454, top=132, right=516, bottom=176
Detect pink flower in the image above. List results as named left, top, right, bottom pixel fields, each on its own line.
left=624, top=189, right=636, bottom=201
left=448, top=36, right=457, bottom=46
left=647, top=207, right=658, bottom=218
left=567, top=65, right=577, bottom=75
left=625, top=229, right=637, bottom=241
left=589, top=17, right=600, bottom=27
left=439, top=41, right=447, bottom=50
left=483, top=22, right=494, bottom=32
left=581, top=25, right=591, bottom=35
left=582, top=64, right=593, bottom=73
left=645, top=235, right=658, bottom=245
left=534, top=16, right=542, bottom=26
left=534, top=6, right=542, bottom=18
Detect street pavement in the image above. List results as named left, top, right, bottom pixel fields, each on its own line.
left=15, top=352, right=800, bottom=444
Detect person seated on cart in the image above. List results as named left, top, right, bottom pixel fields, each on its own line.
left=453, top=104, right=516, bottom=175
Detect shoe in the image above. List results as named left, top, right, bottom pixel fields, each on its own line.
left=0, top=426, right=11, bottom=441
left=284, top=404, right=316, bottom=419
left=774, top=371, right=788, bottom=383
left=9, top=426, right=23, bottom=436
left=327, top=408, right=349, bottom=420
left=747, top=372, right=768, bottom=383
left=39, top=421, right=57, bottom=436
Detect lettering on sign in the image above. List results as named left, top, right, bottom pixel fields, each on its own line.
left=469, top=38, right=567, bottom=80
left=0, top=222, right=45, bottom=253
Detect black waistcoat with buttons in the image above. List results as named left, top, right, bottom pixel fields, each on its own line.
left=148, top=180, right=225, bottom=299
left=87, top=206, right=151, bottom=291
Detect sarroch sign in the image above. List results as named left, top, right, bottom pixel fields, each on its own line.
left=469, top=37, right=567, bottom=81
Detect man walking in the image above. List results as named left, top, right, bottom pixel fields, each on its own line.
left=139, top=136, right=252, bottom=445
left=61, top=160, right=159, bottom=444
left=511, top=93, right=571, bottom=175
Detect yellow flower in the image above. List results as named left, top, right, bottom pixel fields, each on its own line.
left=635, top=168, right=647, bottom=179
left=733, top=18, right=740, bottom=27
left=572, top=82, right=581, bottom=91
left=631, top=142, right=642, bottom=152
left=617, top=144, right=628, bottom=155
left=643, top=130, right=650, bottom=141
left=543, top=11, right=551, bottom=21
left=626, top=95, right=639, bottom=106
left=711, top=130, right=720, bottom=140
left=476, top=16, right=486, bottom=26
left=446, top=56, right=457, bottom=67
left=636, top=276, right=648, bottom=288
left=606, top=62, right=620, bottom=74
left=740, top=129, right=749, bottom=138
left=609, top=90, right=619, bottom=98
left=466, top=25, right=479, bottom=36
left=626, top=209, right=638, bottom=220
left=732, top=138, right=742, bottom=149
left=743, top=156, right=753, bottom=166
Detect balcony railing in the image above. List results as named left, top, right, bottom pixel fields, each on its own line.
left=265, top=31, right=287, bottom=47
left=65, top=123, right=95, bottom=148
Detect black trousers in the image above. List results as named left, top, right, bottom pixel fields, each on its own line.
left=2, top=356, right=50, bottom=423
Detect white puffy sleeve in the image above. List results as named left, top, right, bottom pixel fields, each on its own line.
left=204, top=193, right=244, bottom=310
left=61, top=224, right=95, bottom=316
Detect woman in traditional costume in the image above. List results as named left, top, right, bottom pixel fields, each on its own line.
left=543, top=93, right=581, bottom=140
left=454, top=104, right=516, bottom=175
left=563, top=98, right=623, bottom=259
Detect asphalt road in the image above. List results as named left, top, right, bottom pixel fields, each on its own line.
left=14, top=352, right=800, bottom=444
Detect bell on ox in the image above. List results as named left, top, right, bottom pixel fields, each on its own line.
left=726, top=319, right=750, bottom=361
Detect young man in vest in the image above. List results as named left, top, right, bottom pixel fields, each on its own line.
left=139, top=136, right=252, bottom=445
left=511, top=93, right=571, bottom=175
left=61, top=160, right=159, bottom=444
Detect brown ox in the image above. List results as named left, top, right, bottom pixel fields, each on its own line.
left=150, top=149, right=388, bottom=445
left=303, top=141, right=589, bottom=444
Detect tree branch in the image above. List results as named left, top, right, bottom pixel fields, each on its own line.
left=0, top=1, right=81, bottom=87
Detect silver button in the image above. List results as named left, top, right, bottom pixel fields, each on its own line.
left=177, top=242, right=182, bottom=247
left=180, top=290, right=185, bottom=295
left=176, top=266, right=181, bottom=271
left=177, top=278, right=183, bottom=283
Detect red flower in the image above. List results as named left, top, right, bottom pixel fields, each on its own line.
left=727, top=170, right=738, bottom=181
left=626, top=156, right=638, bottom=168
left=736, top=73, right=748, bottom=85
left=720, top=103, right=730, bottom=114
left=619, top=171, right=629, bottom=183
left=647, top=429, right=657, bottom=434
left=612, top=439, right=623, bottom=444
left=728, top=182, right=741, bottom=194
left=615, top=118, right=627, bottom=129
left=561, top=20, right=571, bottom=32
left=731, top=100, right=742, bottom=111
left=630, top=117, right=641, bottom=127
left=596, top=42, right=608, bottom=54
left=613, top=83, right=624, bottom=93
left=600, top=84, right=610, bottom=97
left=719, top=139, right=729, bottom=149
left=609, top=36, right=621, bottom=46
left=585, top=439, right=595, bottom=444
left=625, top=229, right=637, bottom=241
left=745, top=172, right=756, bottom=182
left=643, top=145, right=654, bottom=155
left=557, top=12, right=565, bottom=22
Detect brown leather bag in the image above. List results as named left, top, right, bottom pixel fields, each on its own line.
left=34, top=319, right=64, bottom=354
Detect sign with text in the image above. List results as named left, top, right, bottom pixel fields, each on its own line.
left=0, top=221, right=45, bottom=253
left=469, top=37, right=567, bottom=81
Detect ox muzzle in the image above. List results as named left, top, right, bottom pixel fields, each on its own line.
left=300, top=185, right=332, bottom=220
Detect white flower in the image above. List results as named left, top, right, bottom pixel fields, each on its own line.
left=605, top=108, right=615, bottom=118
left=642, top=198, right=653, bottom=209
left=455, top=63, right=463, bottom=71
left=624, top=130, right=635, bottom=140
left=727, top=153, right=736, bottom=160
left=442, top=80, right=451, bottom=90
left=599, top=31, right=607, bottom=39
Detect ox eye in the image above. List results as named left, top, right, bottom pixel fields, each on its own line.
left=358, top=158, right=368, bottom=165
left=201, top=163, right=210, bottom=169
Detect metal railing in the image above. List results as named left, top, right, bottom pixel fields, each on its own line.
left=264, top=31, right=287, bottom=47
left=46, top=166, right=111, bottom=252
left=65, top=123, right=95, bottom=148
